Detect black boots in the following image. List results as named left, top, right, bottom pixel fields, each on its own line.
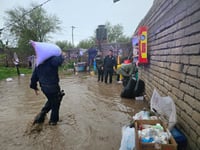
left=33, top=90, right=65, bottom=125
left=33, top=111, right=46, bottom=124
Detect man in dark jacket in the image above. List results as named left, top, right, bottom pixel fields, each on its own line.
left=30, top=54, right=64, bottom=125
left=95, top=51, right=104, bottom=82
left=104, top=50, right=117, bottom=84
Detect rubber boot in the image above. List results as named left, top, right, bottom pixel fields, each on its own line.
left=33, top=111, right=46, bottom=124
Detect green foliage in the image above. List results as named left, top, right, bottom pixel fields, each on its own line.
left=117, top=35, right=131, bottom=43
left=75, top=22, right=131, bottom=47
left=77, top=38, right=95, bottom=49
left=0, top=54, right=6, bottom=59
left=4, top=3, right=61, bottom=56
left=56, top=40, right=73, bottom=51
left=0, top=67, right=32, bottom=80
left=62, top=60, right=75, bottom=69
left=105, top=22, right=131, bottom=43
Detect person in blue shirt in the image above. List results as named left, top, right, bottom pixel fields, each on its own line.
left=30, top=54, right=65, bottom=126
left=103, top=50, right=117, bottom=84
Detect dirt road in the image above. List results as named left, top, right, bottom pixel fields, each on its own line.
left=0, top=73, right=148, bottom=150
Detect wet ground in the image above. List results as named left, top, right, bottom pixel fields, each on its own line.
left=0, top=73, right=148, bottom=150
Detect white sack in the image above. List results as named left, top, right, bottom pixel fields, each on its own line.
left=30, top=40, right=61, bottom=66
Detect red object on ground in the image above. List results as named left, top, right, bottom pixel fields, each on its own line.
left=124, top=59, right=131, bottom=64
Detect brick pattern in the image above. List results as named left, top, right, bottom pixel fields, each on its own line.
left=137, top=0, right=200, bottom=149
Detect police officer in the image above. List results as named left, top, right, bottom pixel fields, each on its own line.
left=104, top=50, right=117, bottom=84
left=30, top=54, right=65, bottom=126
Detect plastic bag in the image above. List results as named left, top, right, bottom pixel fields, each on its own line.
left=150, top=89, right=177, bottom=130
left=120, top=78, right=145, bottom=98
left=133, top=110, right=150, bottom=120
left=119, top=126, right=135, bottom=150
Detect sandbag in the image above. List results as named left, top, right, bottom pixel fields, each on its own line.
left=120, top=78, right=145, bottom=98
left=30, top=40, right=62, bottom=66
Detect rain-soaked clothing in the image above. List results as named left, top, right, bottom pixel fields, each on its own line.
left=117, top=63, right=138, bottom=87
left=104, top=55, right=117, bottom=83
left=30, top=55, right=64, bottom=123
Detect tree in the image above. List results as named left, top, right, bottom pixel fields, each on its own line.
left=105, top=22, right=130, bottom=43
left=4, top=3, right=61, bottom=56
left=56, top=40, right=73, bottom=51
left=77, top=38, right=95, bottom=49
left=76, top=22, right=131, bottom=49
left=117, top=35, right=131, bottom=43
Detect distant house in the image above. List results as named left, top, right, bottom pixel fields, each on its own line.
left=65, top=48, right=88, bottom=63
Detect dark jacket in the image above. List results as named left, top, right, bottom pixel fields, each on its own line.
left=30, top=55, right=64, bottom=93
left=104, top=55, right=116, bottom=70
left=95, top=55, right=104, bottom=69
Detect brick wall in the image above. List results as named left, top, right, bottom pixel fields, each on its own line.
left=135, top=0, right=200, bottom=149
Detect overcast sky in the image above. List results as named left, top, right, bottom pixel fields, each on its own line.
left=0, top=0, right=154, bottom=45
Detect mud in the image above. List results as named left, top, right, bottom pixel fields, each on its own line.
left=0, top=73, right=148, bottom=150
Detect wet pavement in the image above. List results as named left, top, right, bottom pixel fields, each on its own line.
left=0, top=73, right=148, bottom=150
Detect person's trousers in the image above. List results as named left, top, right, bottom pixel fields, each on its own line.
left=104, top=69, right=113, bottom=83
left=97, top=68, right=104, bottom=82
left=41, top=92, right=61, bottom=123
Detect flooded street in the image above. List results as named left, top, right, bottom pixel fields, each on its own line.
left=0, top=73, right=148, bottom=150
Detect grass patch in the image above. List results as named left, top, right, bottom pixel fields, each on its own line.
left=0, top=67, right=33, bottom=80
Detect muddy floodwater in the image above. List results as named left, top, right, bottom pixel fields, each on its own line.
left=0, top=73, right=148, bottom=150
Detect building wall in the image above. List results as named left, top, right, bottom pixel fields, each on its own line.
left=136, top=0, right=200, bottom=149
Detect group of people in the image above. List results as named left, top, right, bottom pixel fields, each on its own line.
left=95, top=49, right=117, bottom=84
left=29, top=49, right=140, bottom=126
left=95, top=49, right=138, bottom=86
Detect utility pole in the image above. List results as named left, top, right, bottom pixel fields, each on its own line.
left=71, top=26, right=76, bottom=47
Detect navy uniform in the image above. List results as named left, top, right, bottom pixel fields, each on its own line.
left=104, top=50, right=117, bottom=84
left=30, top=55, right=64, bottom=125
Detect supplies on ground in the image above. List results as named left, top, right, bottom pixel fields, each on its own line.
left=135, top=120, right=177, bottom=150
left=119, top=89, right=180, bottom=150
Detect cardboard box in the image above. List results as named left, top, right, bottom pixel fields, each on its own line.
left=135, top=120, right=177, bottom=150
